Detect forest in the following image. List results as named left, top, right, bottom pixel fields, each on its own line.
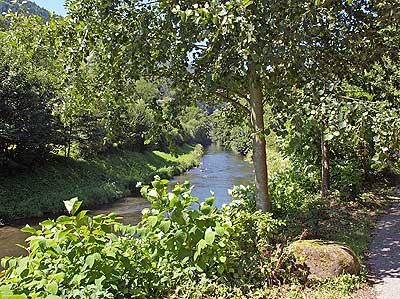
left=0, top=0, right=399, bottom=298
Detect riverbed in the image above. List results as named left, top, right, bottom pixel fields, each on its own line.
left=0, top=145, right=254, bottom=260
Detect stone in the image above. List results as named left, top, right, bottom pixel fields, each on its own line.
left=289, top=240, right=361, bottom=280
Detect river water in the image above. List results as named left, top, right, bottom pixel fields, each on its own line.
left=0, top=145, right=254, bottom=260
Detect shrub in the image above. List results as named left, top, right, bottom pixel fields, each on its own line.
left=0, top=178, right=301, bottom=298
left=0, top=61, right=64, bottom=167
left=268, top=165, right=319, bottom=219
left=331, top=159, right=364, bottom=199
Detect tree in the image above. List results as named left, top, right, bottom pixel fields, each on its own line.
left=63, top=0, right=382, bottom=210
left=0, top=57, right=64, bottom=168
left=267, top=0, right=397, bottom=197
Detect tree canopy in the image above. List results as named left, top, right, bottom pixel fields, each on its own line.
left=57, top=0, right=397, bottom=210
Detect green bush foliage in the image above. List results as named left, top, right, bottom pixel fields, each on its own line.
left=330, top=159, right=364, bottom=199
left=0, top=15, right=210, bottom=163
left=0, top=178, right=302, bottom=298
left=0, top=60, right=64, bottom=168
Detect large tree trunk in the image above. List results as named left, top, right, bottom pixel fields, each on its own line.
left=321, top=130, right=330, bottom=198
left=248, top=61, right=271, bottom=212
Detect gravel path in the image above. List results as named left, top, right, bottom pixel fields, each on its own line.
left=368, top=192, right=400, bottom=299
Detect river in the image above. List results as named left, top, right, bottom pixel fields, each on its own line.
left=0, top=145, right=254, bottom=260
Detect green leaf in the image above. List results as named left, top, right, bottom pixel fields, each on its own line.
left=176, top=229, right=187, bottom=243
left=242, top=0, right=254, bottom=7
left=56, top=215, right=72, bottom=224
left=46, top=281, right=58, bottom=295
left=194, top=250, right=200, bottom=261
left=160, top=220, right=171, bottom=232
left=324, top=133, right=334, bottom=141
left=218, top=240, right=226, bottom=247
left=3, top=295, right=28, bottom=299
left=204, top=228, right=216, bottom=245
left=63, top=197, right=82, bottom=216
left=197, top=239, right=207, bottom=251
left=372, top=153, right=380, bottom=162
left=195, top=239, right=207, bottom=261
left=215, top=225, right=225, bottom=236
left=20, top=225, right=36, bottom=234
left=95, top=275, right=106, bottom=287
left=40, top=220, right=55, bottom=227
left=50, top=273, right=65, bottom=283
left=84, top=254, right=95, bottom=269
left=200, top=203, right=211, bottom=214
left=147, top=215, right=158, bottom=227
left=205, top=196, right=215, bottom=205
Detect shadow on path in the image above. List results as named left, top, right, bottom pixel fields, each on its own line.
left=368, top=194, right=400, bottom=299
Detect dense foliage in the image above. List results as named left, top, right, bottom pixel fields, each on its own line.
left=0, top=178, right=300, bottom=298
left=0, top=61, right=64, bottom=171
left=2, top=0, right=398, bottom=205
left=0, top=12, right=211, bottom=171
left=211, top=104, right=252, bottom=156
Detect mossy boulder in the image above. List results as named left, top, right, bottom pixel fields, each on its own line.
left=289, top=240, right=360, bottom=280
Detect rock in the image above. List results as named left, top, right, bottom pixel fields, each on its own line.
left=289, top=240, right=360, bottom=280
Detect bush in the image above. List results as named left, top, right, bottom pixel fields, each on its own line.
left=0, top=199, right=153, bottom=298
left=268, top=165, right=319, bottom=219
left=0, top=62, right=63, bottom=167
left=331, top=159, right=364, bottom=199
left=0, top=178, right=301, bottom=298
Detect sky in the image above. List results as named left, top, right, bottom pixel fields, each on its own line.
left=33, top=0, right=66, bottom=16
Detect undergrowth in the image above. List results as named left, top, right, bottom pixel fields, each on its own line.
left=0, top=178, right=303, bottom=298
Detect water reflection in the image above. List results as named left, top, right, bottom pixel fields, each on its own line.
left=91, top=197, right=150, bottom=225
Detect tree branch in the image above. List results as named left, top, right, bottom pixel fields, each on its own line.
left=213, top=90, right=250, bottom=115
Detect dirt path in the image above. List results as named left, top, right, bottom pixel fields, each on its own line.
left=368, top=193, right=400, bottom=299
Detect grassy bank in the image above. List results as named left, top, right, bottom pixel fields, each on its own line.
left=0, top=144, right=203, bottom=221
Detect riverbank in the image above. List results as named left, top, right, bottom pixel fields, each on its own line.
left=0, top=144, right=203, bottom=222
left=0, top=145, right=251, bottom=261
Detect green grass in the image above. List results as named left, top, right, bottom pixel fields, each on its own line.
left=0, top=144, right=203, bottom=221
left=244, top=135, right=290, bottom=177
